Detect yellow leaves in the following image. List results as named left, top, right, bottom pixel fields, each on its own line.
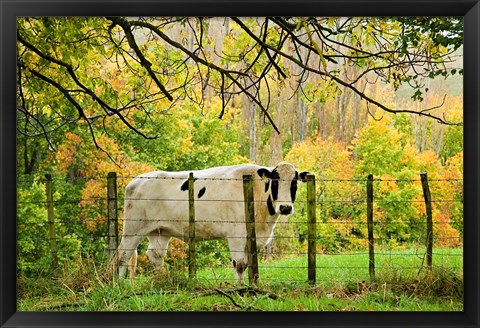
left=286, top=136, right=354, bottom=179
left=441, top=95, right=463, bottom=122
left=378, top=175, right=400, bottom=193
left=444, top=153, right=463, bottom=179
left=400, top=143, right=419, bottom=168
left=285, top=137, right=317, bottom=171
left=177, top=119, right=191, bottom=130
left=416, top=150, right=441, bottom=177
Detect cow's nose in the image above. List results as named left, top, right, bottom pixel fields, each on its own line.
left=279, top=205, right=293, bottom=215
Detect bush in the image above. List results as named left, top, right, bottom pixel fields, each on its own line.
left=17, top=181, right=83, bottom=276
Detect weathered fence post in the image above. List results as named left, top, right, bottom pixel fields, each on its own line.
left=420, top=172, right=433, bottom=270
left=366, top=174, right=375, bottom=280
left=243, top=174, right=259, bottom=286
left=306, top=174, right=316, bottom=286
left=107, top=172, right=119, bottom=262
left=188, top=172, right=197, bottom=278
left=45, top=174, right=58, bottom=270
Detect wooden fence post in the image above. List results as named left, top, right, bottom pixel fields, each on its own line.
left=420, top=172, right=433, bottom=270
left=306, top=174, right=316, bottom=286
left=45, top=174, right=58, bottom=270
left=243, top=174, right=259, bottom=286
left=366, top=174, right=375, bottom=280
left=107, top=172, right=119, bottom=263
left=188, top=172, right=197, bottom=278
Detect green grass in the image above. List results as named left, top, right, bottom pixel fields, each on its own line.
left=17, top=248, right=463, bottom=312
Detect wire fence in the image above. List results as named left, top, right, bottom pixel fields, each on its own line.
left=17, top=171, right=464, bottom=287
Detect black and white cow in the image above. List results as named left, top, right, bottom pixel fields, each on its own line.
left=113, top=162, right=308, bottom=283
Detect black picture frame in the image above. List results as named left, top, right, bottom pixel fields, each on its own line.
left=1, top=1, right=478, bottom=327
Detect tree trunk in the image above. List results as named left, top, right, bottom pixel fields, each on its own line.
left=23, top=139, right=38, bottom=175
left=269, top=94, right=284, bottom=165
left=249, top=101, right=256, bottom=162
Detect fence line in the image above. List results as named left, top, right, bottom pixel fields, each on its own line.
left=243, top=174, right=259, bottom=285
left=16, top=174, right=463, bottom=184
left=420, top=172, right=434, bottom=270
left=306, top=174, right=316, bottom=285
left=16, top=236, right=461, bottom=256
left=107, top=172, right=119, bottom=262
left=188, top=172, right=196, bottom=278
left=17, top=198, right=464, bottom=205
left=17, top=171, right=464, bottom=287
left=15, top=216, right=464, bottom=226
left=366, top=174, right=375, bottom=279
left=45, top=174, right=58, bottom=271
left=19, top=235, right=464, bottom=242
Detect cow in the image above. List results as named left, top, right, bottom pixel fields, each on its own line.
left=112, top=162, right=309, bottom=284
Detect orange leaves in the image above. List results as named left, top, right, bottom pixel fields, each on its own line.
left=434, top=212, right=462, bottom=248
left=77, top=154, right=154, bottom=232
left=55, top=131, right=155, bottom=232
left=55, top=132, right=84, bottom=175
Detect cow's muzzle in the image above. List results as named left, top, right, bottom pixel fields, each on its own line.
left=279, top=204, right=293, bottom=215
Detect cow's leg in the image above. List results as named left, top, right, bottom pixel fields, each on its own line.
left=227, top=238, right=248, bottom=285
left=128, top=249, right=138, bottom=281
left=146, top=233, right=171, bottom=271
left=117, top=234, right=144, bottom=280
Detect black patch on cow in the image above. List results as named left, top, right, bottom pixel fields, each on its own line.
left=267, top=195, right=276, bottom=215
left=291, top=179, right=298, bottom=202
left=270, top=170, right=280, bottom=201
left=198, top=186, right=206, bottom=199
left=236, top=260, right=247, bottom=274
left=180, top=177, right=197, bottom=191
left=258, top=167, right=278, bottom=199
left=257, top=168, right=272, bottom=179
left=232, top=260, right=247, bottom=273
left=299, top=171, right=309, bottom=183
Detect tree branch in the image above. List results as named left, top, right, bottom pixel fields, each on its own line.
left=127, top=18, right=281, bottom=133
left=18, top=30, right=160, bottom=139
left=107, top=17, right=173, bottom=101
left=230, top=18, right=461, bottom=126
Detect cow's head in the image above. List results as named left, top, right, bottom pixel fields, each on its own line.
left=257, top=162, right=309, bottom=216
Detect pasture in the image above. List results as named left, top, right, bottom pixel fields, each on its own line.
left=17, top=248, right=463, bottom=311
left=17, top=172, right=464, bottom=312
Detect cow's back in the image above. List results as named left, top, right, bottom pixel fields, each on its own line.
left=123, top=164, right=263, bottom=240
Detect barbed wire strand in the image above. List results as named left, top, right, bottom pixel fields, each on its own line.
left=17, top=174, right=463, bottom=184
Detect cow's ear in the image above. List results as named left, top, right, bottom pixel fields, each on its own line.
left=257, top=168, right=273, bottom=179
left=299, top=171, right=310, bottom=182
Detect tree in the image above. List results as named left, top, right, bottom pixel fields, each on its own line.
left=285, top=137, right=363, bottom=252
left=17, top=17, right=463, bottom=157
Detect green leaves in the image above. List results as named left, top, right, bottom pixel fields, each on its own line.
left=17, top=181, right=83, bottom=275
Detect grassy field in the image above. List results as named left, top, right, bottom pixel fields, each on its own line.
left=17, top=248, right=463, bottom=311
